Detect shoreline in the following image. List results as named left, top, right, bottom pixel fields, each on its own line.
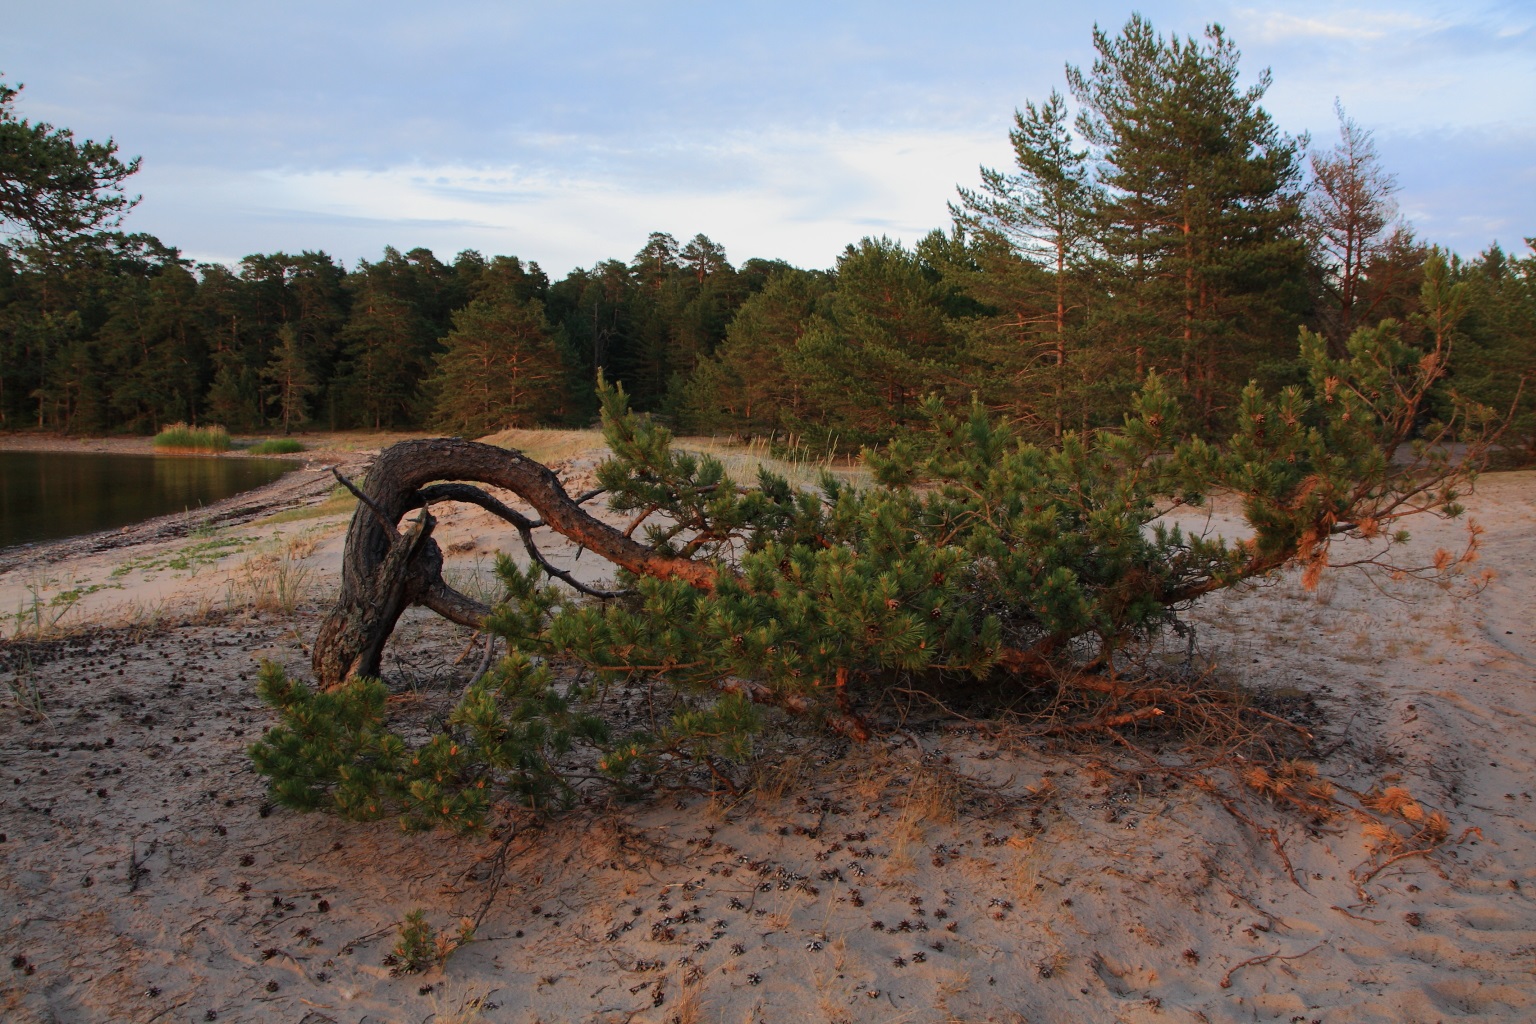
left=0, top=429, right=435, bottom=574
left=0, top=428, right=423, bottom=456
left=0, top=450, right=370, bottom=578
left=0, top=433, right=162, bottom=455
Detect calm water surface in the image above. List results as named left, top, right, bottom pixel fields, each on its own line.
left=0, top=451, right=298, bottom=549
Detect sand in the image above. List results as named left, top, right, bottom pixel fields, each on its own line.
left=1, top=439, right=1533, bottom=1024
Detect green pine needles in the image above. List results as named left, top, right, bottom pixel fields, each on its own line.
left=252, top=271, right=1496, bottom=831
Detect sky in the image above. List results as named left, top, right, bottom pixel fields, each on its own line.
left=5, top=1, right=1533, bottom=275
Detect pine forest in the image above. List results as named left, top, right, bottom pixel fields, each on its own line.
left=3, top=19, right=1532, bottom=459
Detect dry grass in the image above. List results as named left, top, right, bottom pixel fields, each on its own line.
left=886, top=760, right=966, bottom=873
left=904, top=760, right=965, bottom=826
left=4, top=659, right=48, bottom=724
left=284, top=530, right=324, bottom=560
left=425, top=982, right=493, bottom=1024
left=681, top=434, right=872, bottom=491
left=1002, top=836, right=1047, bottom=908
left=225, top=538, right=314, bottom=615
left=476, top=426, right=874, bottom=493
left=667, top=967, right=705, bottom=1024
left=3, top=578, right=84, bottom=640
left=443, top=556, right=503, bottom=607
left=886, top=811, right=923, bottom=874
left=479, top=427, right=606, bottom=466
left=749, top=753, right=807, bottom=806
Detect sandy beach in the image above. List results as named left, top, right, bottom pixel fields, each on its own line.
left=1, top=436, right=1533, bottom=1023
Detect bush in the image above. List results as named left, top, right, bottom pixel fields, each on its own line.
left=152, top=422, right=231, bottom=452
left=247, top=437, right=306, bottom=455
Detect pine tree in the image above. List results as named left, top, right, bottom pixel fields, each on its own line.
left=662, top=236, right=744, bottom=418
left=197, top=263, right=264, bottom=430
left=262, top=323, right=317, bottom=434
left=98, top=261, right=207, bottom=431
left=790, top=238, right=969, bottom=447
left=2, top=232, right=183, bottom=430
left=621, top=233, right=689, bottom=410
left=546, top=258, right=634, bottom=416
left=255, top=309, right=1495, bottom=830
left=0, top=75, right=140, bottom=241
left=1305, top=103, right=1415, bottom=356
left=430, top=292, right=564, bottom=435
left=1068, top=16, right=1308, bottom=429
left=951, top=90, right=1100, bottom=438
left=469, top=254, right=549, bottom=307
left=336, top=286, right=433, bottom=429
left=1439, top=242, right=1536, bottom=458
left=683, top=267, right=829, bottom=434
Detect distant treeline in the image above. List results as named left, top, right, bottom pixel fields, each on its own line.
left=2, top=18, right=1532, bottom=451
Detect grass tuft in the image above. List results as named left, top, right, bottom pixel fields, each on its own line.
left=226, top=540, right=314, bottom=616
left=247, top=437, right=306, bottom=455
left=152, top=422, right=231, bottom=453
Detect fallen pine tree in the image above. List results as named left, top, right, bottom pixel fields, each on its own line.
left=255, top=273, right=1501, bottom=831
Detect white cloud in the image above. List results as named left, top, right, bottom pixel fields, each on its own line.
left=96, top=2, right=1532, bottom=269
left=142, top=126, right=1013, bottom=273
left=1236, top=8, right=1444, bottom=43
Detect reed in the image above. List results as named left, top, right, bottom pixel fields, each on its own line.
left=152, top=422, right=231, bottom=452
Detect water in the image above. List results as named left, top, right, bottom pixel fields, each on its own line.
left=0, top=451, right=299, bottom=549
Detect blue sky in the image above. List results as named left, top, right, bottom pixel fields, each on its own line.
left=6, top=1, right=1533, bottom=273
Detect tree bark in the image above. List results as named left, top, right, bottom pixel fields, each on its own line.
left=312, top=438, right=717, bottom=687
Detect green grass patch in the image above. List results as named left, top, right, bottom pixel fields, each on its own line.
left=256, top=484, right=358, bottom=525
left=153, top=422, right=231, bottom=452
left=247, top=437, right=306, bottom=455
left=111, top=534, right=253, bottom=577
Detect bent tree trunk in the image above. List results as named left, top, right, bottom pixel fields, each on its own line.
left=312, top=438, right=715, bottom=687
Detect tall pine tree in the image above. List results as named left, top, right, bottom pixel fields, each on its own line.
left=1068, top=16, right=1308, bottom=429
left=263, top=323, right=317, bottom=434
left=951, top=90, right=1100, bottom=438
left=683, top=267, right=830, bottom=434
left=790, top=238, right=968, bottom=447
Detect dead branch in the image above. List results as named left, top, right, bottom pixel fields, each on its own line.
left=415, top=481, right=630, bottom=600
left=1037, top=706, right=1164, bottom=736
left=313, top=439, right=716, bottom=687
left=716, top=677, right=871, bottom=741
left=330, top=467, right=396, bottom=536
left=1219, top=942, right=1325, bottom=988
left=1352, top=825, right=1480, bottom=884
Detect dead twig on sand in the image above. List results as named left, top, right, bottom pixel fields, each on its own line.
left=128, top=837, right=157, bottom=894
left=1353, top=826, right=1481, bottom=884
left=463, top=828, right=541, bottom=935
left=1219, top=941, right=1325, bottom=988
left=1330, top=904, right=1384, bottom=924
